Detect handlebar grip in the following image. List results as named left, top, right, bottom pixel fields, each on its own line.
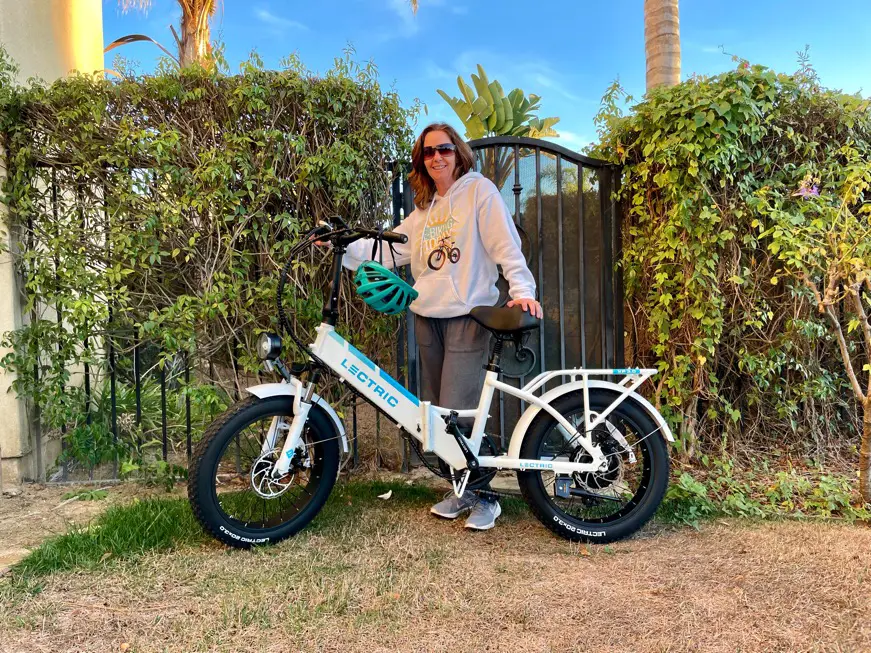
left=311, top=223, right=332, bottom=238
left=381, top=230, right=408, bottom=245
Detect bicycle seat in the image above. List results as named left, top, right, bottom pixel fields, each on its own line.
left=469, top=305, right=540, bottom=336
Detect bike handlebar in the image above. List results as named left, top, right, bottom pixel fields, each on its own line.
left=278, top=219, right=408, bottom=349
left=314, top=219, right=407, bottom=246
left=340, top=227, right=407, bottom=245
left=374, top=229, right=408, bottom=245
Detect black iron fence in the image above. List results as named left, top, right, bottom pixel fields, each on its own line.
left=20, top=137, right=621, bottom=481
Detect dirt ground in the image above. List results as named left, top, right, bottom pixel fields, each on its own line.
left=1, top=480, right=870, bottom=653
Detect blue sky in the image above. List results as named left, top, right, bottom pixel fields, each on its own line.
left=102, top=0, right=871, bottom=153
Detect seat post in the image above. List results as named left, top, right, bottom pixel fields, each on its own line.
left=486, top=336, right=504, bottom=374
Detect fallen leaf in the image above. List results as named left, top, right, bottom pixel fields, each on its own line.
left=377, top=490, right=392, bottom=500
left=579, top=547, right=591, bottom=556
left=99, top=552, right=112, bottom=563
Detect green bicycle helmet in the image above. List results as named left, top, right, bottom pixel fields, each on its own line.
left=354, top=260, right=418, bottom=315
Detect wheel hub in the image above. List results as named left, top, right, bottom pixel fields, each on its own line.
left=250, top=449, right=303, bottom=498
left=571, top=428, right=624, bottom=490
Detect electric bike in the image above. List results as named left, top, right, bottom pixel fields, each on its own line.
left=187, top=219, right=673, bottom=548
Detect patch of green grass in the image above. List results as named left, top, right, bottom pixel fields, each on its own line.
left=61, top=489, right=108, bottom=501
left=311, top=479, right=530, bottom=531
left=6, top=479, right=532, bottom=590
left=656, top=472, right=719, bottom=528
left=340, top=479, right=442, bottom=505
left=308, top=480, right=440, bottom=532
left=7, top=480, right=451, bottom=586
left=655, top=463, right=871, bottom=528
left=10, top=497, right=207, bottom=583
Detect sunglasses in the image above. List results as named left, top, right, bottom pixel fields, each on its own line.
left=423, top=143, right=457, bottom=159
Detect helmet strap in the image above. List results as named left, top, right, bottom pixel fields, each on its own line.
left=370, top=227, right=400, bottom=271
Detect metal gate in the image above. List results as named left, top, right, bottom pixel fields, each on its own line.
left=392, top=136, right=624, bottom=452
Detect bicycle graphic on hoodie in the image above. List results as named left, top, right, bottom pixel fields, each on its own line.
left=427, top=235, right=461, bottom=271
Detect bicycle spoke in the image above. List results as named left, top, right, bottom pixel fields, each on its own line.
left=214, top=413, right=325, bottom=529
left=537, top=406, right=651, bottom=523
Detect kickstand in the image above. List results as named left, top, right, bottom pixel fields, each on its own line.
left=451, top=468, right=471, bottom=498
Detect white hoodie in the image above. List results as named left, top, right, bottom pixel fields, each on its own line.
left=343, top=171, right=536, bottom=318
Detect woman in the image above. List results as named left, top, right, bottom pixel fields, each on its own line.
left=343, top=123, right=542, bottom=530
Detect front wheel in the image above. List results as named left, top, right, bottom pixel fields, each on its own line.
left=188, top=395, right=340, bottom=548
left=427, top=249, right=445, bottom=270
left=517, top=390, right=669, bottom=543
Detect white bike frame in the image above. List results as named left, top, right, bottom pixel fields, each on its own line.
left=265, top=322, right=673, bottom=493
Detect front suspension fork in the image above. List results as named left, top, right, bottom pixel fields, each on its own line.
left=270, top=373, right=320, bottom=478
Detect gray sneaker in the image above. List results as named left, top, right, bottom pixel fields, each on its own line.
left=464, top=498, right=502, bottom=530
left=430, top=492, right=476, bottom=519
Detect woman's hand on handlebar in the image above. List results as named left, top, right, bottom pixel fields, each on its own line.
left=312, top=222, right=333, bottom=247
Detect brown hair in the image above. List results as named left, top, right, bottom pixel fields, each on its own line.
left=408, top=123, right=476, bottom=210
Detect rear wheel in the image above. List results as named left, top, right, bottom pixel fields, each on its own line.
left=517, top=390, right=669, bottom=543
left=188, top=396, right=340, bottom=548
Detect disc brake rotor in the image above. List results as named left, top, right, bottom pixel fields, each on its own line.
left=571, top=427, right=625, bottom=491
left=249, top=451, right=294, bottom=498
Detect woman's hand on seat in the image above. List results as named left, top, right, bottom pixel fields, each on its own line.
left=507, top=297, right=542, bottom=319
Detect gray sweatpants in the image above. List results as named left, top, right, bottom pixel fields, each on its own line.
left=415, top=314, right=495, bottom=496
left=414, top=314, right=492, bottom=419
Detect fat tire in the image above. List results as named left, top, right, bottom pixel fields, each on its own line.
left=188, top=395, right=340, bottom=549
left=517, top=390, right=669, bottom=543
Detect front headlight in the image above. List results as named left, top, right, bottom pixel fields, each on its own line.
left=257, top=332, right=282, bottom=361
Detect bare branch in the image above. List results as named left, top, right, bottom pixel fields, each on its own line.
left=801, top=272, right=825, bottom=313
left=850, top=283, right=871, bottom=397
left=118, top=0, right=152, bottom=13
left=824, top=305, right=865, bottom=401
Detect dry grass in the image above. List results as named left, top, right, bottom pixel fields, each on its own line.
left=1, top=480, right=870, bottom=653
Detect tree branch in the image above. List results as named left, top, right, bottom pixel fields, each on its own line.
left=824, top=304, right=865, bottom=401
left=801, top=272, right=825, bottom=313
left=849, top=282, right=871, bottom=397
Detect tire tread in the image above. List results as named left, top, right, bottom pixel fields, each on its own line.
left=187, top=396, right=339, bottom=548
left=517, top=391, right=669, bottom=543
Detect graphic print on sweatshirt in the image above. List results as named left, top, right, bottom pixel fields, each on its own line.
left=421, top=212, right=462, bottom=271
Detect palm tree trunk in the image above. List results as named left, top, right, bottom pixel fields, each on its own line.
left=119, top=1, right=216, bottom=68
left=177, top=1, right=214, bottom=68
left=644, top=0, right=681, bottom=91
